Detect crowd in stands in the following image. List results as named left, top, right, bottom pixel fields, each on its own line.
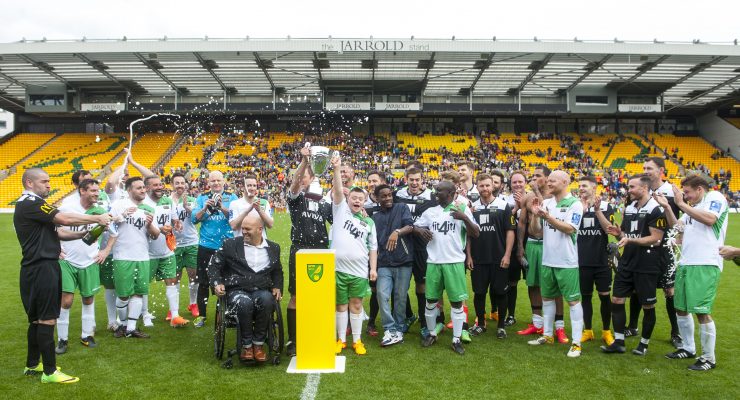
left=155, top=131, right=738, bottom=212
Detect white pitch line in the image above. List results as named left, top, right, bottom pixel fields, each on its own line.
left=300, top=373, right=321, bottom=400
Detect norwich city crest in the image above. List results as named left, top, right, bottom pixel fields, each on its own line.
left=307, top=264, right=324, bottom=282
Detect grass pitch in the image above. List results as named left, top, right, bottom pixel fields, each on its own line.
left=0, top=213, right=738, bottom=399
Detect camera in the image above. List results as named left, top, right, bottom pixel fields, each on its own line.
left=208, top=192, right=223, bottom=214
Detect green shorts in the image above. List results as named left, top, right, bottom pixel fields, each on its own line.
left=175, top=245, right=198, bottom=270
left=150, top=255, right=177, bottom=281
left=113, top=260, right=150, bottom=297
left=525, top=239, right=543, bottom=287
left=425, top=262, right=469, bottom=302
left=99, top=256, right=115, bottom=288
left=540, top=266, right=581, bottom=302
left=60, top=260, right=101, bottom=298
left=336, top=271, right=369, bottom=305
left=675, top=264, right=720, bottom=314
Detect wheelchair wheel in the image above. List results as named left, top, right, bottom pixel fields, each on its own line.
left=268, top=300, right=284, bottom=356
left=214, top=297, right=226, bottom=360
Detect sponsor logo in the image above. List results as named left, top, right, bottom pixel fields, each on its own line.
left=630, top=220, right=639, bottom=232
left=479, top=213, right=490, bottom=225
left=583, top=217, right=595, bottom=228
left=570, top=213, right=582, bottom=226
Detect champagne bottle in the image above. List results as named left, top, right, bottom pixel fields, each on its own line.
left=82, top=205, right=108, bottom=246
left=82, top=224, right=106, bottom=245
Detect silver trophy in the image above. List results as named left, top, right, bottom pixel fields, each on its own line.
left=305, top=142, right=338, bottom=199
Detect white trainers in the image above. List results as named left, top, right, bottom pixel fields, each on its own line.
left=380, top=331, right=403, bottom=347
left=567, top=343, right=582, bottom=358
left=142, top=312, right=155, bottom=327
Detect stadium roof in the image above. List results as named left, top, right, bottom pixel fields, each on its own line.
left=1, top=37, right=739, bottom=113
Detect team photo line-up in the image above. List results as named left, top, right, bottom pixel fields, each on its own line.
left=15, top=144, right=734, bottom=384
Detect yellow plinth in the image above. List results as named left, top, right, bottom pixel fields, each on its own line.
left=295, top=249, right=336, bottom=371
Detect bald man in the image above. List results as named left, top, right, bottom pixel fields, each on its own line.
left=15, top=168, right=112, bottom=383
left=192, top=171, right=239, bottom=327
left=208, top=215, right=283, bottom=362
left=528, top=170, right=585, bottom=358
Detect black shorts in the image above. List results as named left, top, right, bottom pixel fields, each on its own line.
left=508, top=255, right=524, bottom=282
left=471, top=263, right=509, bottom=296
left=579, top=265, right=613, bottom=295
left=657, top=263, right=676, bottom=290
left=20, top=260, right=62, bottom=323
left=411, top=249, right=428, bottom=286
left=196, top=246, right=217, bottom=285
left=612, top=268, right=659, bottom=306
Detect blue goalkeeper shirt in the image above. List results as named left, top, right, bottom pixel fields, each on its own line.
left=192, top=191, right=239, bottom=250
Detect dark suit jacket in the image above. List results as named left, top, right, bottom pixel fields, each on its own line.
left=208, top=237, right=283, bottom=293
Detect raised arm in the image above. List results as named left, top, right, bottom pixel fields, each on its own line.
left=290, top=146, right=311, bottom=196
left=331, top=155, right=344, bottom=205
left=127, top=151, right=156, bottom=178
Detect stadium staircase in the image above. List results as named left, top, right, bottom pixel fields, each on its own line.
left=0, top=133, right=129, bottom=206
left=153, top=134, right=189, bottom=172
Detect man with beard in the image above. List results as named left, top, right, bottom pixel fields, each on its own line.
left=467, top=172, right=515, bottom=339
left=577, top=176, right=616, bottom=346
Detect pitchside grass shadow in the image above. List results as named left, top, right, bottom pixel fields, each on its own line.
left=0, top=213, right=738, bottom=399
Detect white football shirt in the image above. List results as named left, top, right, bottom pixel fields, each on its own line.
left=541, top=195, right=583, bottom=268
left=679, top=191, right=729, bottom=270
left=331, top=201, right=378, bottom=278
left=415, top=202, right=477, bottom=264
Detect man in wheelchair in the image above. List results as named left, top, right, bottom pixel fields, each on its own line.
left=208, top=215, right=283, bottom=362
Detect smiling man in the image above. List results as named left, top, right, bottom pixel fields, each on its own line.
left=330, top=155, right=378, bottom=356
left=527, top=170, right=585, bottom=358
left=414, top=180, right=480, bottom=355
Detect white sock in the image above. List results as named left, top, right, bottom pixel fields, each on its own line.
left=142, top=294, right=149, bottom=316
left=570, top=303, right=584, bottom=345
left=700, top=321, right=717, bottom=363
left=677, top=314, right=696, bottom=354
left=532, top=313, right=544, bottom=329
left=188, top=281, right=199, bottom=305
left=104, top=289, right=117, bottom=325
left=57, top=307, right=70, bottom=341
left=425, top=303, right=439, bottom=336
left=116, top=298, right=129, bottom=325
left=555, top=319, right=565, bottom=330
left=451, top=306, right=465, bottom=340
left=81, top=302, right=95, bottom=338
left=615, top=332, right=625, bottom=341
left=640, top=337, right=650, bottom=345
left=166, top=285, right=180, bottom=318
left=542, top=300, right=556, bottom=337
left=350, top=312, right=363, bottom=343
left=336, top=311, right=349, bottom=343
left=127, top=297, right=143, bottom=332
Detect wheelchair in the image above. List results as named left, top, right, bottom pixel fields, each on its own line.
left=213, top=293, right=284, bottom=368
